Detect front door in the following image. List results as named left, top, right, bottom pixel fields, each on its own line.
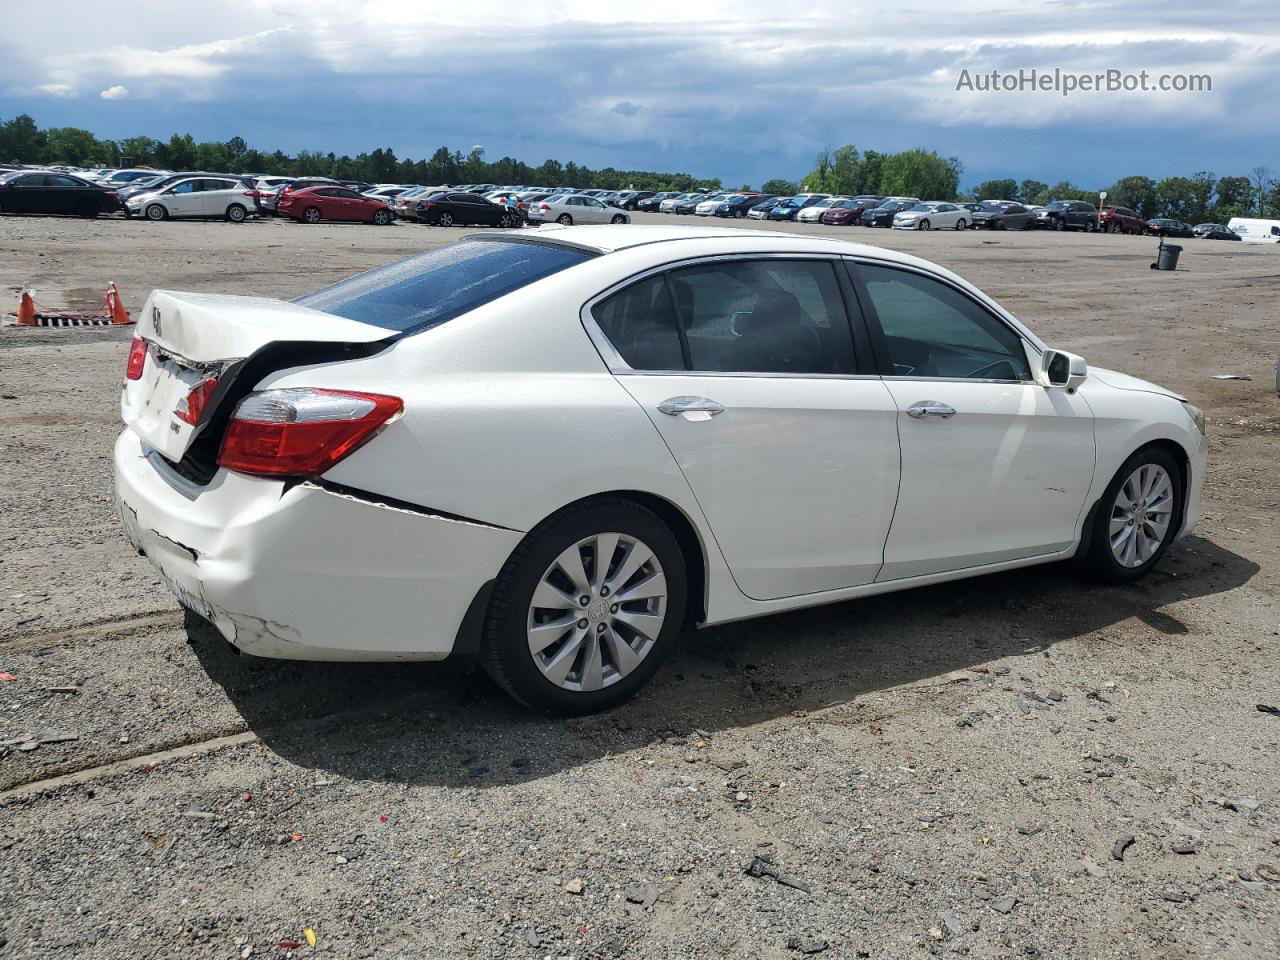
left=850, top=260, right=1096, bottom=581
left=165, top=180, right=204, bottom=217
left=590, top=257, right=902, bottom=601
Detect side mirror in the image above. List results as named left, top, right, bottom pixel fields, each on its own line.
left=1042, top=349, right=1088, bottom=392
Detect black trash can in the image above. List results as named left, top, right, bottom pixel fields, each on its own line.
left=1151, top=241, right=1182, bottom=271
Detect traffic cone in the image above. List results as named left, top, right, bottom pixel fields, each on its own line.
left=16, top=289, right=37, bottom=325
left=105, top=282, right=132, bottom=325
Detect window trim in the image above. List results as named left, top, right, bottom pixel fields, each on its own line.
left=844, top=257, right=1042, bottom=385
left=580, top=253, right=878, bottom=379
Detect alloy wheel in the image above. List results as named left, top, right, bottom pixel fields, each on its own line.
left=1109, top=463, right=1174, bottom=567
left=526, top=532, right=667, bottom=692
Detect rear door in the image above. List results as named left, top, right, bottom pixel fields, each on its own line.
left=199, top=178, right=238, bottom=216
left=588, top=256, right=902, bottom=601
left=849, top=259, right=1095, bottom=580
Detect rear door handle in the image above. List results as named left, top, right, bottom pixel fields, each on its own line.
left=658, top=396, right=725, bottom=420
left=906, top=400, right=956, bottom=419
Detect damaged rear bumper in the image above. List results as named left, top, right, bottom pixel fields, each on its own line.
left=113, top=429, right=523, bottom=661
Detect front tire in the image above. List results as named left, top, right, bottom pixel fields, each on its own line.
left=482, top=499, right=688, bottom=714
left=918, top=219, right=931, bottom=230
left=1083, top=447, right=1183, bottom=583
left=498, top=211, right=517, bottom=228
left=144, top=203, right=168, bottom=222
left=226, top=204, right=247, bottom=223
left=955, top=218, right=967, bottom=230
left=610, top=214, right=627, bottom=224
left=372, top=208, right=392, bottom=225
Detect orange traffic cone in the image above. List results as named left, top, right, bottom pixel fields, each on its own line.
left=16, top=289, right=37, bottom=325
left=105, top=282, right=131, bottom=325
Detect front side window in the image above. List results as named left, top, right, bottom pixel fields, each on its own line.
left=856, top=263, right=1031, bottom=381
left=591, top=259, right=856, bottom=375
left=173, top=181, right=198, bottom=194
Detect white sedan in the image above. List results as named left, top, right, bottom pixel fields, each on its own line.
left=893, top=201, right=970, bottom=230
left=694, top=194, right=732, bottom=216
left=796, top=196, right=848, bottom=223
left=115, top=226, right=1206, bottom=713
left=526, top=194, right=631, bottom=225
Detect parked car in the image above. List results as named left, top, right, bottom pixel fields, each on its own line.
left=1035, top=201, right=1099, bottom=231
left=392, top=187, right=443, bottom=220
left=861, top=198, right=919, bottom=227
left=637, top=192, right=679, bottom=212
left=97, top=168, right=170, bottom=188
left=128, top=176, right=260, bottom=222
left=819, top=197, right=881, bottom=226
left=413, top=191, right=523, bottom=227
left=278, top=185, right=396, bottom=224
left=658, top=193, right=694, bottom=213
left=1099, top=206, right=1147, bottom=235
left=120, top=172, right=255, bottom=207
left=115, top=225, right=1207, bottom=714
left=527, top=194, right=630, bottom=225
left=673, top=195, right=710, bottom=215
left=718, top=194, right=774, bottom=218
left=1145, top=219, right=1194, bottom=239
left=768, top=194, right=830, bottom=221
left=969, top=201, right=1036, bottom=231
left=0, top=170, right=123, bottom=217
left=893, top=201, right=970, bottom=231
left=796, top=197, right=850, bottom=223
left=694, top=194, right=733, bottom=216
left=364, top=186, right=413, bottom=205
left=1193, top=222, right=1242, bottom=241
left=617, top=191, right=657, bottom=211
left=1226, top=217, right=1280, bottom=243
left=748, top=197, right=789, bottom=219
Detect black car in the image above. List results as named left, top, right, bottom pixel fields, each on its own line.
left=616, top=190, right=657, bottom=211
left=716, top=194, right=773, bottom=218
left=1194, top=222, right=1242, bottom=241
left=0, top=170, right=123, bottom=218
left=970, top=201, right=1035, bottom=230
left=414, top=191, right=522, bottom=227
left=1146, top=218, right=1194, bottom=239
left=861, top=199, right=917, bottom=227
left=636, top=191, right=679, bottom=212
left=1035, top=200, right=1098, bottom=231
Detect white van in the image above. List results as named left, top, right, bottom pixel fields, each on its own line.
left=1226, top=217, right=1280, bottom=243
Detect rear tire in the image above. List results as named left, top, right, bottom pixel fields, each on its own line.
left=481, top=499, right=687, bottom=714
left=303, top=207, right=321, bottom=224
left=225, top=204, right=247, bottom=223
left=1083, top=446, right=1183, bottom=583
left=437, top=211, right=454, bottom=226
left=556, top=213, right=573, bottom=225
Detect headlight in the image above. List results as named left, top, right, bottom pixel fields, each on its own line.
left=1183, top=402, right=1206, bottom=436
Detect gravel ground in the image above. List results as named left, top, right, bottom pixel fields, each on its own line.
left=1, top=213, right=1278, bottom=959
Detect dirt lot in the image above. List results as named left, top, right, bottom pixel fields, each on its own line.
left=1, top=213, right=1278, bottom=959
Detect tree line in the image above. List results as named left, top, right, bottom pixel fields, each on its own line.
left=4, top=115, right=1277, bottom=221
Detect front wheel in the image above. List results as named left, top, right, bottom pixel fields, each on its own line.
left=918, top=219, right=930, bottom=230
left=955, top=218, right=967, bottom=230
left=556, top=213, right=573, bottom=225
left=610, top=214, right=627, bottom=224
left=145, top=204, right=168, bottom=221
left=481, top=499, right=688, bottom=714
left=372, top=208, right=392, bottom=225
left=226, top=204, right=247, bottom=223
left=497, top=211, right=518, bottom=228
left=1083, top=447, right=1183, bottom=583
left=733, top=209, right=745, bottom=218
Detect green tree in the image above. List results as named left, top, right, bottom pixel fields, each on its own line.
left=855, top=150, right=885, bottom=195
left=762, top=178, right=799, bottom=195
left=829, top=145, right=861, bottom=194
left=1043, top=180, right=1097, bottom=203
left=225, top=136, right=248, bottom=160
left=0, top=114, right=46, bottom=163
left=970, top=178, right=1017, bottom=201
left=1019, top=179, right=1049, bottom=205
left=1154, top=177, right=1197, bottom=219
left=1102, top=175, right=1158, bottom=217
left=154, top=133, right=198, bottom=169
left=117, top=136, right=158, bottom=166
left=1187, top=171, right=1216, bottom=222
left=43, top=127, right=106, bottom=165
left=1213, top=176, right=1252, bottom=221
left=879, top=149, right=960, bottom=200
left=195, top=141, right=232, bottom=172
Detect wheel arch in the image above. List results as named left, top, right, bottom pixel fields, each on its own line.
left=1076, top=436, right=1193, bottom=559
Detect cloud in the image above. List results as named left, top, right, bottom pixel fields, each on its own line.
left=100, top=85, right=130, bottom=100
left=37, top=83, right=74, bottom=97
left=612, top=101, right=642, bottom=117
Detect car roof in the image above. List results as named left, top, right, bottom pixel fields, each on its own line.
left=507, top=223, right=913, bottom=258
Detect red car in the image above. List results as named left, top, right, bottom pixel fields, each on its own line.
left=1098, top=206, right=1146, bottom=235
left=820, top=197, right=881, bottom=226
left=277, top=185, right=394, bottom=225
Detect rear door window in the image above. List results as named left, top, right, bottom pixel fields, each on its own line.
left=296, top=239, right=594, bottom=333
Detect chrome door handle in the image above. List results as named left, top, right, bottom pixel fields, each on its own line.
left=906, top=400, right=956, bottom=419
left=658, top=396, right=725, bottom=418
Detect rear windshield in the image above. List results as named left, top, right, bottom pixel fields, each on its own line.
left=295, top=239, right=595, bottom=333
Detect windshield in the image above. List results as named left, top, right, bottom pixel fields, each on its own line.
left=295, top=239, right=595, bottom=334
left=907, top=203, right=932, bottom=212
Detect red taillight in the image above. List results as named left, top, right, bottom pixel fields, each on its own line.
left=539, top=204, right=550, bottom=211
left=174, top=377, right=219, bottom=425
left=217, top=388, right=403, bottom=478
left=125, top=337, right=148, bottom=380
left=244, top=190, right=258, bottom=198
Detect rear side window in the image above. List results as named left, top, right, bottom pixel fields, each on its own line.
left=296, top=239, right=594, bottom=333
left=592, top=276, right=684, bottom=370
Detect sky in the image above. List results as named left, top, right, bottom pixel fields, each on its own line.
left=3, top=0, right=1279, bottom=189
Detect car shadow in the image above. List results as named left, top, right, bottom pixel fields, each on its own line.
left=185, top=534, right=1257, bottom=787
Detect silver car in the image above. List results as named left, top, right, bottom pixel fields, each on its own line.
left=526, top=194, right=631, bottom=225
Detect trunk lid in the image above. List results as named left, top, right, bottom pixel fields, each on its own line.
left=122, top=289, right=391, bottom=462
